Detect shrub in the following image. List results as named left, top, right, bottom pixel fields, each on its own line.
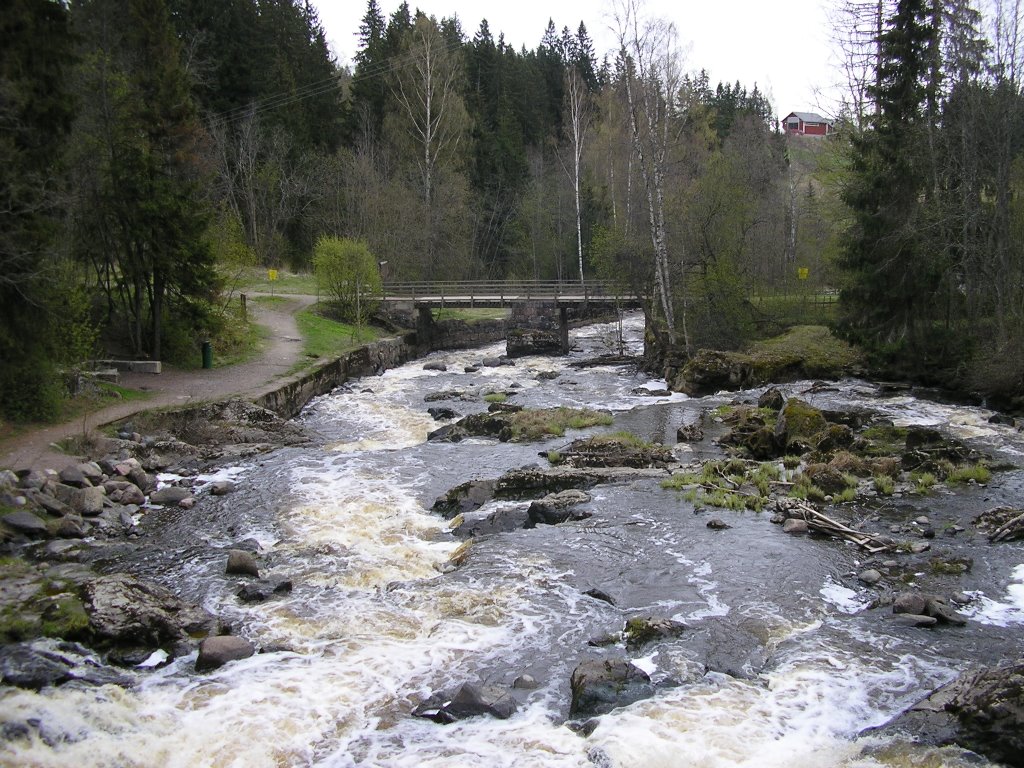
left=312, top=236, right=382, bottom=325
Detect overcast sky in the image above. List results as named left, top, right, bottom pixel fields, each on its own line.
left=313, top=0, right=843, bottom=119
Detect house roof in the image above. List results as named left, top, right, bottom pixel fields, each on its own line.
left=782, top=111, right=833, bottom=124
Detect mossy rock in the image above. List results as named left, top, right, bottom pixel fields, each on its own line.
left=774, top=398, right=828, bottom=452
left=623, top=616, right=687, bottom=648
left=803, top=463, right=853, bottom=495
left=40, top=595, right=90, bottom=640
left=814, top=424, right=855, bottom=453
left=744, top=426, right=781, bottom=460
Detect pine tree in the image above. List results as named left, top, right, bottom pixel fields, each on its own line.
left=0, top=0, right=78, bottom=419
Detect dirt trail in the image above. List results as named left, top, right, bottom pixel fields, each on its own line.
left=0, top=293, right=316, bottom=473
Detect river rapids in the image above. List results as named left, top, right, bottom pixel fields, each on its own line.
left=2, top=314, right=1023, bottom=768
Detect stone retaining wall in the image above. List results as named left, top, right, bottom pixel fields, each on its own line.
left=253, top=319, right=509, bottom=419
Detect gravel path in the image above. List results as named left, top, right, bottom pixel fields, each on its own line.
left=0, top=293, right=317, bottom=473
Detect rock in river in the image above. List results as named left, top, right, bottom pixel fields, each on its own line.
left=412, top=682, right=518, bottom=723
left=195, top=636, right=256, bottom=672
left=867, top=659, right=1024, bottom=768
left=569, top=658, right=656, bottom=717
left=82, top=573, right=218, bottom=658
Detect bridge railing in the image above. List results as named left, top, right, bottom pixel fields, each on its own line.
left=381, top=280, right=628, bottom=303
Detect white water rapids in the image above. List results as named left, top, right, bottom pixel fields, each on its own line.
left=1, top=316, right=1019, bottom=767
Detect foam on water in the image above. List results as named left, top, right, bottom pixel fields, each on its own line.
left=819, top=577, right=872, bottom=615
left=962, top=563, right=1024, bottom=626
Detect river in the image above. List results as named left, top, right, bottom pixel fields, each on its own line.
left=2, top=314, right=1023, bottom=767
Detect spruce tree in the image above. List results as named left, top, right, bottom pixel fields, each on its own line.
left=0, top=0, right=77, bottom=419
left=839, top=0, right=939, bottom=362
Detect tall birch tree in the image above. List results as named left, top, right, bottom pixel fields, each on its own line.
left=613, top=0, right=685, bottom=350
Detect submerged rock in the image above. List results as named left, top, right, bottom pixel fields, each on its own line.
left=412, top=682, right=518, bottom=723
left=0, top=640, right=133, bottom=690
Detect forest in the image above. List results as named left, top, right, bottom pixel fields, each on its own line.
left=1, top=0, right=1023, bottom=421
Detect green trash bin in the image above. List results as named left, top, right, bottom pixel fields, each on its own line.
left=201, top=340, right=212, bottom=369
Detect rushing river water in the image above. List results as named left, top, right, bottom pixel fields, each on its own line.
left=3, top=314, right=1024, bottom=768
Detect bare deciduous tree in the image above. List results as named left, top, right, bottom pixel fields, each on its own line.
left=391, top=14, right=468, bottom=277
left=559, top=67, right=593, bottom=285
left=613, top=0, right=686, bottom=350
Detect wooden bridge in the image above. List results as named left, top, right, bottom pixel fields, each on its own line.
left=380, top=280, right=640, bottom=308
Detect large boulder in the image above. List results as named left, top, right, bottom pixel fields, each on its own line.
left=569, top=658, right=656, bottom=717
left=453, top=507, right=530, bottom=538
left=52, top=483, right=106, bottom=516
left=526, top=490, right=592, bottom=527
left=149, top=486, right=192, bottom=505
left=195, top=636, right=255, bottom=672
left=893, top=591, right=967, bottom=626
left=673, top=350, right=749, bottom=396
left=412, top=682, right=518, bottom=723
left=774, top=398, right=828, bottom=453
left=82, top=574, right=217, bottom=658
left=2, top=510, right=50, bottom=537
left=432, top=479, right=498, bottom=519
left=225, top=549, right=260, bottom=578
left=867, top=661, right=1024, bottom=767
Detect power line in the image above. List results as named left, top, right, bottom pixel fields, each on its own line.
left=205, top=33, right=469, bottom=130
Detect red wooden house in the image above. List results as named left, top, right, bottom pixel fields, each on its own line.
left=781, top=111, right=834, bottom=136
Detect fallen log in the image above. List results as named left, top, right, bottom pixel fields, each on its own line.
left=991, top=511, right=1024, bottom=542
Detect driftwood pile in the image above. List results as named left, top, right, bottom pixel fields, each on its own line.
left=779, top=498, right=894, bottom=553
left=973, top=506, right=1024, bottom=542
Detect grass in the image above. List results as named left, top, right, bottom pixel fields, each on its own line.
left=236, top=267, right=318, bottom=295
left=946, top=463, right=991, bottom=484
left=750, top=293, right=839, bottom=326
left=662, top=458, right=770, bottom=512
left=911, top=471, right=938, bottom=493
left=0, top=380, right=153, bottom=451
left=873, top=474, right=896, bottom=495
left=483, top=392, right=508, bottom=404
left=507, top=407, right=613, bottom=441
left=433, top=308, right=510, bottom=322
left=250, top=295, right=291, bottom=309
left=746, top=325, right=863, bottom=377
left=293, top=307, right=386, bottom=371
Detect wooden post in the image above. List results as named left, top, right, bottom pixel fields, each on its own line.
left=559, top=306, right=569, bottom=354
left=239, top=293, right=247, bottom=321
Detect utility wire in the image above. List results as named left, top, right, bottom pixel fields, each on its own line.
left=205, top=33, right=470, bottom=130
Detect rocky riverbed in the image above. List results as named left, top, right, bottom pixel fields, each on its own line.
left=1, top=319, right=1023, bottom=767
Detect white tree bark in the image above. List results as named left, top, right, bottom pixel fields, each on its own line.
left=613, top=0, right=685, bottom=350
left=560, top=67, right=592, bottom=285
